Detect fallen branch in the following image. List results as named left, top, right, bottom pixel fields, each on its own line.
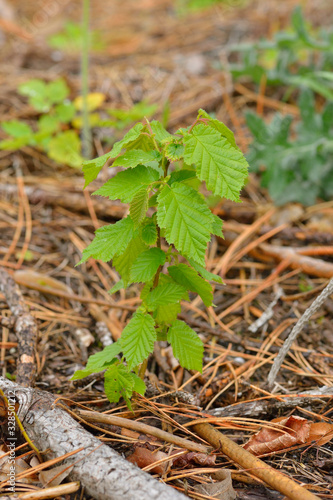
left=259, top=243, right=333, bottom=279
left=193, top=423, right=320, bottom=500
left=267, top=278, right=333, bottom=390
left=0, top=377, right=187, bottom=500
left=0, top=183, right=125, bottom=219
left=0, top=268, right=38, bottom=387
left=77, top=410, right=211, bottom=454
left=206, top=386, right=333, bottom=418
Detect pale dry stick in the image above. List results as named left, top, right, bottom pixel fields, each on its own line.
left=267, top=278, right=333, bottom=390
left=259, top=243, right=333, bottom=279
left=16, top=176, right=32, bottom=270
left=9, top=482, right=80, bottom=500
left=77, top=410, right=211, bottom=454
left=12, top=276, right=136, bottom=311
left=2, top=176, right=24, bottom=263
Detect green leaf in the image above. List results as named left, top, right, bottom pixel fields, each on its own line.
left=188, top=258, right=224, bottom=284
left=2, top=120, right=33, bottom=138
left=130, top=188, right=149, bottom=227
left=157, top=182, right=214, bottom=265
left=79, top=217, right=134, bottom=264
left=168, top=170, right=196, bottom=185
left=198, top=109, right=238, bottom=149
left=164, top=142, right=185, bottom=161
left=113, top=236, right=148, bottom=287
left=0, top=137, right=31, bottom=150
left=18, top=79, right=47, bottom=98
left=108, top=279, right=124, bottom=295
left=145, top=283, right=186, bottom=309
left=48, top=131, right=83, bottom=168
left=167, top=320, right=203, bottom=372
left=211, top=214, right=223, bottom=237
left=71, top=341, right=122, bottom=380
left=37, top=115, right=61, bottom=134
left=54, top=102, right=76, bottom=123
left=131, top=373, right=146, bottom=396
left=120, top=312, right=156, bottom=369
left=140, top=218, right=158, bottom=245
left=18, top=79, right=49, bottom=111
left=245, top=112, right=270, bottom=144
left=168, top=263, right=213, bottom=306
left=155, top=302, right=181, bottom=324
left=82, top=151, right=113, bottom=188
left=150, top=120, right=172, bottom=142
left=183, top=124, right=248, bottom=202
left=130, top=248, right=166, bottom=283
left=113, top=149, right=160, bottom=169
left=108, top=101, right=157, bottom=124
left=113, top=123, right=149, bottom=155
left=82, top=124, right=145, bottom=188
left=47, top=79, right=70, bottom=104
left=94, top=165, right=159, bottom=204
left=148, top=192, right=159, bottom=208
left=104, top=364, right=134, bottom=403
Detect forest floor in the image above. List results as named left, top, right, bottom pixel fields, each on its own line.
left=0, top=0, right=333, bottom=499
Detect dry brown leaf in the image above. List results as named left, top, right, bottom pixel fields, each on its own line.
left=14, top=270, right=74, bottom=294
left=244, top=416, right=311, bottom=455
left=172, top=450, right=216, bottom=468
left=39, top=464, right=72, bottom=487
left=127, top=447, right=168, bottom=474
left=194, top=469, right=236, bottom=500
left=306, top=422, right=333, bottom=446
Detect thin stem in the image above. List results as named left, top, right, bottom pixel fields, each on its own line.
left=145, top=118, right=161, bottom=152
left=81, top=0, right=92, bottom=159
left=152, top=227, right=162, bottom=289
left=152, top=157, right=169, bottom=290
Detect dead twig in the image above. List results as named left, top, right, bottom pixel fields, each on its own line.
left=259, top=243, right=333, bottom=279
left=77, top=410, right=211, bottom=454
left=193, top=423, right=320, bottom=500
left=0, top=482, right=80, bottom=500
left=267, top=278, right=333, bottom=390
left=206, top=387, right=333, bottom=418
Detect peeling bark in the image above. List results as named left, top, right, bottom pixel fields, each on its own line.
left=0, top=378, right=187, bottom=500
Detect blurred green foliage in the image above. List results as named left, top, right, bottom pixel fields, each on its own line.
left=246, top=89, right=333, bottom=205
left=228, top=7, right=333, bottom=205
left=48, top=21, right=106, bottom=52
left=0, top=78, right=156, bottom=169
left=228, top=7, right=333, bottom=100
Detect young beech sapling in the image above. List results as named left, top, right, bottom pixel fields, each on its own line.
left=72, top=110, right=249, bottom=407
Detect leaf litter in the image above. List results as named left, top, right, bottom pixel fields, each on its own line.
left=0, top=0, right=333, bottom=499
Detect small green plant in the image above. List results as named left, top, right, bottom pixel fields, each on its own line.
left=0, top=78, right=82, bottom=168
left=48, top=21, right=105, bottom=52
left=71, top=110, right=248, bottom=406
left=246, top=89, right=333, bottom=205
left=227, top=7, right=333, bottom=100
left=0, top=78, right=156, bottom=168
left=176, top=0, right=243, bottom=13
